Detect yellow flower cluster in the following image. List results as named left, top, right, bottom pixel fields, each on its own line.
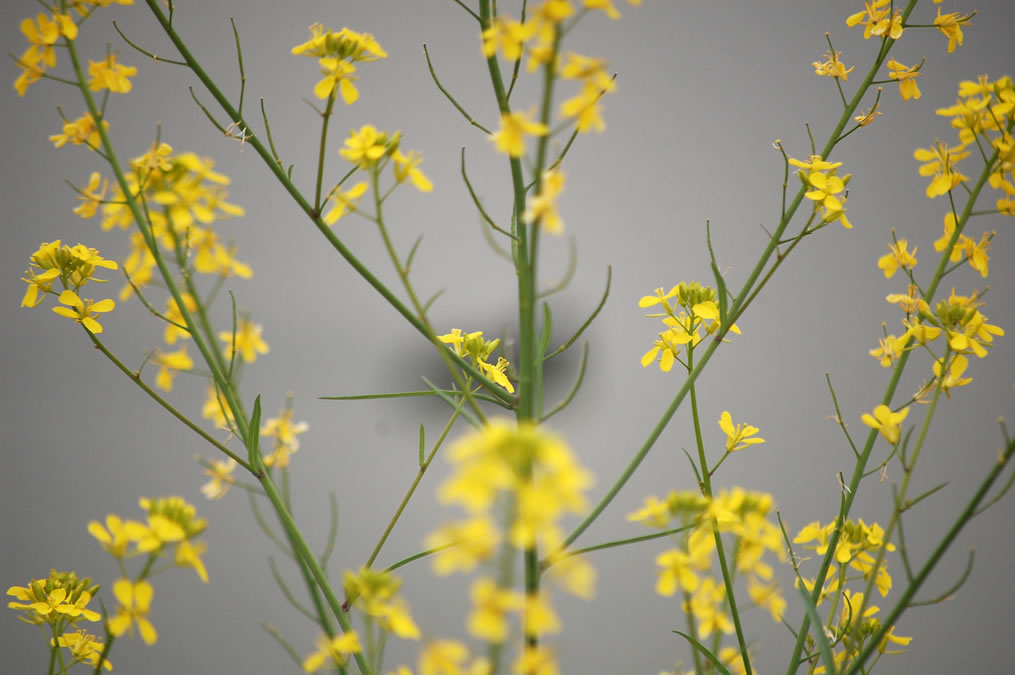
left=629, top=489, right=787, bottom=629
left=438, top=328, right=516, bottom=393
left=291, top=24, right=387, bottom=102
left=20, top=240, right=118, bottom=333
left=639, top=281, right=741, bottom=372
left=7, top=570, right=112, bottom=670
left=790, top=154, right=854, bottom=229
left=259, top=404, right=309, bottom=469
left=794, top=520, right=911, bottom=673
left=421, top=420, right=594, bottom=673
left=343, top=567, right=421, bottom=641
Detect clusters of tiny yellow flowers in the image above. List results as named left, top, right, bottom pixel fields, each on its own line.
left=259, top=404, right=310, bottom=469
left=13, top=11, right=78, bottom=96
left=639, top=282, right=740, bottom=372
left=794, top=519, right=911, bottom=673
left=20, top=240, right=118, bottom=333
left=342, top=567, right=421, bottom=640
left=7, top=571, right=112, bottom=670
left=291, top=24, right=387, bottom=102
left=629, top=489, right=787, bottom=630
left=438, top=328, right=516, bottom=394
left=419, top=420, right=594, bottom=674
left=790, top=154, right=854, bottom=229
left=324, top=124, right=432, bottom=224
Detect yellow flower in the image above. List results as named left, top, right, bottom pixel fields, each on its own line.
left=108, top=579, right=157, bottom=645
left=718, top=411, right=765, bottom=452
left=153, top=346, right=193, bottom=392
left=200, top=457, right=238, bottom=500
left=467, top=577, right=523, bottom=642
left=686, top=577, right=733, bottom=639
left=847, top=0, right=902, bottom=40
left=50, top=112, right=108, bottom=149
left=933, top=354, right=973, bottom=397
left=163, top=294, right=197, bottom=345
left=7, top=571, right=101, bottom=627
left=303, top=631, right=362, bottom=672
left=261, top=407, right=309, bottom=468
left=73, top=172, right=108, bottom=218
left=804, top=169, right=853, bottom=228
left=52, top=290, right=115, bottom=333
left=219, top=318, right=269, bottom=363
left=87, top=52, right=137, bottom=93
left=51, top=630, right=112, bottom=671
left=914, top=140, right=969, bottom=198
left=202, top=384, right=234, bottom=428
left=869, top=334, right=906, bottom=367
left=339, top=125, right=393, bottom=168
left=886, top=59, right=921, bottom=101
left=523, top=591, right=561, bottom=637
left=812, top=50, right=854, bottom=80
left=424, top=517, right=501, bottom=575
left=861, top=404, right=909, bottom=444
left=419, top=640, right=470, bottom=675
left=392, top=149, right=433, bottom=192
left=877, top=238, right=917, bottom=278
left=854, top=102, right=882, bottom=126
left=323, top=181, right=369, bottom=224
left=88, top=514, right=140, bottom=559
left=522, top=168, right=566, bottom=234
left=934, top=8, right=974, bottom=54
left=490, top=111, right=549, bottom=157
left=481, top=16, right=534, bottom=60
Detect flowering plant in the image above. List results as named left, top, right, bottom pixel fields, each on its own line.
left=7, top=1, right=1014, bottom=673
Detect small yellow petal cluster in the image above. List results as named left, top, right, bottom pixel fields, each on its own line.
left=794, top=520, right=911, bottom=673
left=260, top=404, right=309, bottom=468
left=343, top=567, right=421, bottom=640
left=812, top=50, right=854, bottom=80
left=522, top=168, right=566, bottom=235
left=876, top=237, right=917, bottom=279
left=88, top=496, right=210, bottom=584
left=13, top=12, right=78, bottom=96
left=490, top=110, right=549, bottom=158
left=20, top=240, right=118, bottom=333
left=933, top=7, right=975, bottom=54
left=327, top=126, right=431, bottom=223
left=219, top=317, right=270, bottom=364
left=291, top=24, right=387, bottom=102
left=88, top=52, right=137, bottom=93
left=7, top=570, right=101, bottom=627
left=846, top=0, right=903, bottom=41
left=886, top=59, right=921, bottom=101
left=425, top=419, right=595, bottom=661
left=102, top=142, right=249, bottom=302
left=51, top=629, right=114, bottom=671
left=861, top=404, right=909, bottom=444
left=629, top=489, right=786, bottom=627
left=439, top=328, right=516, bottom=394
left=914, top=140, right=969, bottom=197
left=639, top=282, right=740, bottom=372
left=303, top=631, right=362, bottom=672
left=718, top=411, right=765, bottom=453
left=790, top=155, right=853, bottom=228
left=559, top=52, right=617, bottom=133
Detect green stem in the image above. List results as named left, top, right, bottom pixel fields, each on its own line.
left=688, top=348, right=753, bottom=675
left=363, top=408, right=461, bottom=569
left=86, top=331, right=251, bottom=471
left=259, top=471, right=373, bottom=675
left=314, top=92, right=338, bottom=211
left=843, top=432, right=1015, bottom=675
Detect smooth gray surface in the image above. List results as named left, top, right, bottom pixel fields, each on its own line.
left=3, top=2, right=1014, bottom=673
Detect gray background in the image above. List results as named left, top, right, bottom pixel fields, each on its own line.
left=3, top=1, right=1014, bottom=673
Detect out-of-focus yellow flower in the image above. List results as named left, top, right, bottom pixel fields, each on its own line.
left=108, top=579, right=157, bottom=645
left=87, top=52, right=137, bottom=93
left=303, top=632, right=362, bottom=672
left=861, top=404, right=909, bottom=444
left=490, top=111, right=548, bottom=157
left=886, top=59, right=921, bottom=101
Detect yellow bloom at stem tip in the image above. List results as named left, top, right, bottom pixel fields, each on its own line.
left=718, top=411, right=765, bottom=452
left=490, top=110, right=548, bottom=157
left=886, top=59, right=921, bottom=101
left=303, top=631, right=362, bottom=672
left=522, top=168, right=566, bottom=235
left=812, top=51, right=854, bottom=80
left=108, top=579, right=157, bottom=645
left=52, top=290, right=115, bottom=333
left=861, top=404, right=909, bottom=444
left=88, top=52, right=137, bottom=93
left=934, top=8, right=974, bottom=54
left=877, top=238, right=917, bottom=278
left=219, top=318, right=269, bottom=363
left=51, top=630, right=112, bottom=671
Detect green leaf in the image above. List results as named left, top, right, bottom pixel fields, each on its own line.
left=248, top=394, right=262, bottom=468
left=671, top=630, right=732, bottom=675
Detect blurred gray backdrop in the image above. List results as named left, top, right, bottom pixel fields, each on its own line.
left=3, top=1, right=1014, bottom=673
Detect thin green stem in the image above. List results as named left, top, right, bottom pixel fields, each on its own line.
left=364, top=408, right=461, bottom=569
left=258, top=472, right=373, bottom=675
left=86, top=331, right=251, bottom=471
